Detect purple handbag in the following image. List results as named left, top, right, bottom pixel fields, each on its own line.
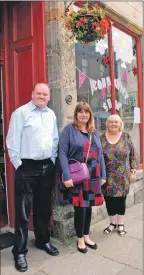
left=62, top=135, right=92, bottom=185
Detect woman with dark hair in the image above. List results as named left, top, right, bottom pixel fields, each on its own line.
left=58, top=102, right=106, bottom=253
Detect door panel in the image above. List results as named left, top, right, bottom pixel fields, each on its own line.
left=15, top=46, right=33, bottom=106
left=8, top=1, right=38, bottom=109
left=4, top=1, right=46, bottom=228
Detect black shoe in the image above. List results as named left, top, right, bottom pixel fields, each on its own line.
left=14, top=254, right=28, bottom=272
left=36, top=242, right=59, bottom=256
left=77, top=241, right=87, bottom=254
left=85, top=242, right=97, bottom=250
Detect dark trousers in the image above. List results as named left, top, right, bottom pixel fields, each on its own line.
left=104, top=196, right=127, bottom=216
left=12, top=159, right=55, bottom=257
left=74, top=207, right=92, bottom=238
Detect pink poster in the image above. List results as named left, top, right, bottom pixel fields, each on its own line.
left=122, top=72, right=127, bottom=81
left=79, top=71, right=86, bottom=88
left=101, top=87, right=106, bottom=97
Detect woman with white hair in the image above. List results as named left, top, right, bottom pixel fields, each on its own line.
left=100, top=114, right=137, bottom=236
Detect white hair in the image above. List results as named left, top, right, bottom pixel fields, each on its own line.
left=106, top=114, right=124, bottom=131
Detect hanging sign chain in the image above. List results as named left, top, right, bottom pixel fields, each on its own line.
left=65, top=0, right=74, bottom=13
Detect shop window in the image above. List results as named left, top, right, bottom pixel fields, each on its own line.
left=75, top=25, right=142, bottom=165
left=75, top=35, right=112, bottom=133
left=112, top=26, right=140, bottom=164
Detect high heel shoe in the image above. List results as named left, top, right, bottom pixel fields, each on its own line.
left=77, top=241, right=87, bottom=254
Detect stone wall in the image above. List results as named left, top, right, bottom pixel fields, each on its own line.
left=104, top=2, right=143, bottom=30
left=45, top=1, right=77, bottom=131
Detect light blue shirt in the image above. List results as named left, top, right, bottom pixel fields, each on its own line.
left=6, top=101, right=59, bottom=169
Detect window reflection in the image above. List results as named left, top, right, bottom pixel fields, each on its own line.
left=112, top=26, right=140, bottom=163
left=75, top=36, right=111, bottom=133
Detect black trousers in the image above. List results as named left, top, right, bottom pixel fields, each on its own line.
left=74, top=207, right=92, bottom=238
left=104, top=196, right=127, bottom=216
left=12, top=159, right=55, bottom=256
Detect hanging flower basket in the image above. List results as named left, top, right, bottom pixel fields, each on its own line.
left=65, top=3, right=109, bottom=44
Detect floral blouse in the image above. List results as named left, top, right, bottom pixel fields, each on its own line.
left=100, top=132, right=137, bottom=197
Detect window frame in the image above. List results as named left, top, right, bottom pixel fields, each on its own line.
left=108, top=18, right=143, bottom=168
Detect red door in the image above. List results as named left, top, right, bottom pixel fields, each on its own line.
left=3, top=1, right=46, bottom=228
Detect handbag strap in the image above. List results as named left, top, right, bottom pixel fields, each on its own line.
left=68, top=134, right=92, bottom=164
left=85, top=134, right=92, bottom=163
left=68, top=159, right=79, bottom=163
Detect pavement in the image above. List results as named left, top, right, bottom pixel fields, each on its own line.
left=1, top=202, right=143, bottom=275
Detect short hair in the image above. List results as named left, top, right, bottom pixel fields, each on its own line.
left=106, top=114, right=124, bottom=131
left=72, top=101, right=95, bottom=133
left=32, top=83, right=50, bottom=92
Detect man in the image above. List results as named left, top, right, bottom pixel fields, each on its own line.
left=6, top=83, right=59, bottom=272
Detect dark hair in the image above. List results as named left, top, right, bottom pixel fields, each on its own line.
left=72, top=102, right=95, bottom=132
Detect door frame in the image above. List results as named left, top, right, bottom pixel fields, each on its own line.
left=2, top=1, right=47, bottom=227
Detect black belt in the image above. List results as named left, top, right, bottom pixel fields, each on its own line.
left=21, top=158, right=51, bottom=165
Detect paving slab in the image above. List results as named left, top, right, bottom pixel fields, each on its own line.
left=42, top=251, right=125, bottom=275
left=1, top=203, right=143, bottom=275
left=124, top=219, right=143, bottom=240
left=34, top=272, right=47, bottom=275
left=90, top=234, right=143, bottom=270
left=117, top=266, right=143, bottom=275
left=125, top=203, right=143, bottom=220
left=133, top=214, right=143, bottom=222
left=1, top=235, right=73, bottom=275
left=90, top=218, right=143, bottom=241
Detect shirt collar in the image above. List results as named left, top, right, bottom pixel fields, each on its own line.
left=28, top=101, right=49, bottom=112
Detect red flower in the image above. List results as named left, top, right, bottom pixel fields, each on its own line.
left=70, top=24, right=75, bottom=29
left=96, top=23, right=101, bottom=28
left=80, top=17, right=88, bottom=23
left=102, top=28, right=107, bottom=35
left=76, top=21, right=82, bottom=27
left=91, top=22, right=101, bottom=30
left=94, top=3, right=99, bottom=9
left=102, top=55, right=110, bottom=66
left=100, top=18, right=109, bottom=30
left=96, top=28, right=101, bottom=33
left=132, top=66, right=138, bottom=76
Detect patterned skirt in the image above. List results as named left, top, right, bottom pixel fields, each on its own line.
left=58, top=139, right=103, bottom=208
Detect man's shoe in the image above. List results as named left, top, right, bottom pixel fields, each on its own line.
left=14, top=254, right=28, bottom=272
left=36, top=242, right=59, bottom=256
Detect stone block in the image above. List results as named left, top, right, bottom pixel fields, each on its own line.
left=53, top=217, right=75, bottom=242
left=91, top=203, right=108, bottom=225
left=53, top=203, right=74, bottom=221
left=126, top=188, right=134, bottom=208
left=134, top=189, right=143, bottom=204
left=105, top=2, right=142, bottom=29
left=130, top=177, right=143, bottom=204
